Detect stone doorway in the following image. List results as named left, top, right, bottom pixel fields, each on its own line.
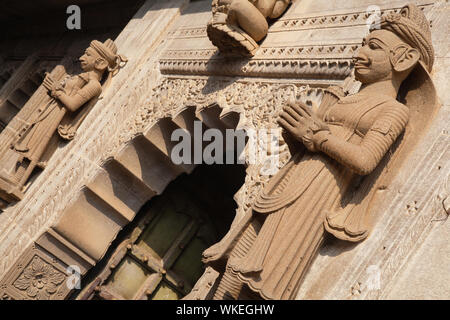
left=74, top=163, right=246, bottom=300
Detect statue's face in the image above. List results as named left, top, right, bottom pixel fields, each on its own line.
left=353, top=30, right=405, bottom=84
left=79, top=47, right=100, bottom=72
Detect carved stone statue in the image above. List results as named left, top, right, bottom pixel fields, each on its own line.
left=207, top=0, right=291, bottom=56
left=0, top=39, right=126, bottom=207
left=201, top=4, right=439, bottom=300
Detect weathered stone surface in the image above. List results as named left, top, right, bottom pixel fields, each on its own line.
left=0, top=0, right=447, bottom=300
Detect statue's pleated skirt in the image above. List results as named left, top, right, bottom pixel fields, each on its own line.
left=16, top=102, right=66, bottom=161
left=234, top=153, right=353, bottom=300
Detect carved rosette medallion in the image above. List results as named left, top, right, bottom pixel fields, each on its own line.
left=0, top=243, right=70, bottom=300
left=13, top=256, right=65, bottom=300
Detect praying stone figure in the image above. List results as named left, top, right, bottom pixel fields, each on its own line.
left=0, top=39, right=126, bottom=207
left=201, top=4, right=439, bottom=300
left=207, top=0, right=291, bottom=56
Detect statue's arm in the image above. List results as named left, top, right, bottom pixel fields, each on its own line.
left=269, top=0, right=290, bottom=19
left=313, top=104, right=409, bottom=175
left=52, top=80, right=102, bottom=113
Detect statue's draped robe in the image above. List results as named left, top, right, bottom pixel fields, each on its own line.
left=13, top=72, right=101, bottom=166
left=230, top=94, right=409, bottom=300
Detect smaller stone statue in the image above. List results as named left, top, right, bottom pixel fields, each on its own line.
left=207, top=0, right=291, bottom=56
left=0, top=39, right=126, bottom=207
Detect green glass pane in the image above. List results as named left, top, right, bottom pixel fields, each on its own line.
left=107, top=256, right=150, bottom=299
left=138, top=205, right=190, bottom=259
left=171, top=237, right=208, bottom=287
left=151, top=281, right=181, bottom=300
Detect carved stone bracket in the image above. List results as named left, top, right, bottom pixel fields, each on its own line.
left=119, top=76, right=328, bottom=232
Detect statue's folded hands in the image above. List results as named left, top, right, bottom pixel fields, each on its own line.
left=278, top=100, right=330, bottom=152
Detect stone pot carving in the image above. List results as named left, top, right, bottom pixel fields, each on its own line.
left=207, top=0, right=292, bottom=56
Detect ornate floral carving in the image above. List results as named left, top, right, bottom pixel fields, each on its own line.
left=161, top=44, right=363, bottom=61
left=13, top=256, right=65, bottom=300
left=160, top=54, right=354, bottom=80
left=116, top=77, right=326, bottom=221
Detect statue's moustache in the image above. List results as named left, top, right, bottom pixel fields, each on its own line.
left=352, top=57, right=371, bottom=67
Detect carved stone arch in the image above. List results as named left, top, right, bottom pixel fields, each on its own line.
left=20, top=101, right=248, bottom=300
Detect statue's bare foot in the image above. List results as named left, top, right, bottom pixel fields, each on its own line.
left=202, top=239, right=227, bottom=263
left=207, top=18, right=259, bottom=57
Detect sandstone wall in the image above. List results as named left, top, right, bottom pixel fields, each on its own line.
left=0, top=0, right=447, bottom=300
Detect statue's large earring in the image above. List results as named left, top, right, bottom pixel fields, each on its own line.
left=94, top=58, right=108, bottom=71
left=390, top=44, right=419, bottom=72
